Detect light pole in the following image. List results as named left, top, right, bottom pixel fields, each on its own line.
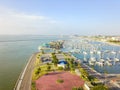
left=83, top=51, right=87, bottom=62
left=90, top=51, right=94, bottom=59
left=111, top=51, right=116, bottom=65
left=97, top=51, right=101, bottom=61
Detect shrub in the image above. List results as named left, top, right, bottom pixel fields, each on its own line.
left=71, top=68, right=75, bottom=71
left=72, top=87, right=83, bottom=90
left=38, top=67, right=41, bottom=71
left=47, top=65, right=51, bottom=71
left=31, top=81, right=36, bottom=90
left=56, top=79, right=64, bottom=83
left=91, top=81, right=97, bottom=86
left=91, top=84, right=108, bottom=90
left=58, top=66, right=64, bottom=70
left=35, top=67, right=41, bottom=75
left=35, top=70, right=39, bottom=75
left=88, top=75, right=95, bottom=81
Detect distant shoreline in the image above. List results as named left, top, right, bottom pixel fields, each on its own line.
left=106, top=42, right=120, bottom=46
left=101, top=41, right=120, bottom=47
left=91, top=38, right=120, bottom=47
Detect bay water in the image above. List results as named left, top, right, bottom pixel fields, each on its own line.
left=1, top=35, right=120, bottom=90
left=0, top=35, right=68, bottom=90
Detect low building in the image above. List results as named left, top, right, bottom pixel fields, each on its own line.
left=57, top=60, right=67, bottom=68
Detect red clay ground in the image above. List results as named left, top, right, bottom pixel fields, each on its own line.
left=36, top=71, right=84, bottom=90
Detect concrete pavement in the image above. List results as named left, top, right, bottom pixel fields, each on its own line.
left=14, top=53, right=37, bottom=90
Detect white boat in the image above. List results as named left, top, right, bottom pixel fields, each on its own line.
left=105, top=61, right=112, bottom=66
left=90, top=57, right=96, bottom=62
left=95, top=61, right=103, bottom=66
left=114, top=58, right=119, bottom=62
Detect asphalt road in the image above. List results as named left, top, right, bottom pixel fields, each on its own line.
left=14, top=53, right=37, bottom=90
left=81, top=63, right=120, bottom=89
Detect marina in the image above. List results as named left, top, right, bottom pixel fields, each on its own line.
left=63, top=37, right=120, bottom=74
left=1, top=1, right=120, bottom=90
left=0, top=35, right=120, bottom=90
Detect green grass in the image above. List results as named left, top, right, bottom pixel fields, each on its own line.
left=72, top=87, right=83, bottom=90
left=56, top=79, right=64, bottom=83
left=91, top=84, right=108, bottom=90
left=108, top=40, right=120, bottom=45
left=32, top=52, right=92, bottom=90
left=31, top=81, right=36, bottom=90
left=32, top=63, right=57, bottom=80
left=58, top=66, right=64, bottom=70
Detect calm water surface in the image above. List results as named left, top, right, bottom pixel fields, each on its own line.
left=1, top=35, right=120, bottom=90
left=0, top=35, right=68, bottom=90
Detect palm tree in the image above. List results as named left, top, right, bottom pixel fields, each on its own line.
left=35, top=67, right=41, bottom=75
left=52, top=53, right=58, bottom=67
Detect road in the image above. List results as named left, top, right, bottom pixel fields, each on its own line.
left=81, top=63, right=120, bottom=90
left=14, top=53, right=37, bottom=90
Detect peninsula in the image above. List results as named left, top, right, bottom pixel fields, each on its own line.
left=14, top=40, right=109, bottom=90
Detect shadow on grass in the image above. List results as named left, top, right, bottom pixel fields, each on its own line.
left=45, top=71, right=65, bottom=76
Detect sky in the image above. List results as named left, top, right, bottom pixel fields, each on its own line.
left=0, top=0, right=120, bottom=35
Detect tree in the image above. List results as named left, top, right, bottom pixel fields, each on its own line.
left=91, top=84, right=108, bottom=90
left=58, top=66, right=63, bottom=70
left=47, top=65, right=51, bottom=71
left=38, top=67, right=41, bottom=71
left=88, top=75, right=95, bottom=82
left=74, top=62, right=78, bottom=66
left=56, top=79, right=64, bottom=83
left=67, top=58, right=75, bottom=71
left=80, top=68, right=89, bottom=80
left=52, top=53, right=58, bottom=66
left=35, top=67, right=41, bottom=75
left=72, top=87, right=83, bottom=90
left=66, top=62, right=70, bottom=70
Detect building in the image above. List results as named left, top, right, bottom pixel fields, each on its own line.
left=57, top=60, right=67, bottom=68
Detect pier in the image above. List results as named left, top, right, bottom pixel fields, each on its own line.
left=13, top=45, right=120, bottom=90
left=80, top=63, right=120, bottom=89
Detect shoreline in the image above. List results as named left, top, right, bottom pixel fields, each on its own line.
left=92, top=38, right=120, bottom=47
left=14, top=52, right=37, bottom=90
left=104, top=41, right=120, bottom=47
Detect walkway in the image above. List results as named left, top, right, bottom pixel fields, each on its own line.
left=81, top=63, right=120, bottom=90
left=14, top=53, right=37, bottom=90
